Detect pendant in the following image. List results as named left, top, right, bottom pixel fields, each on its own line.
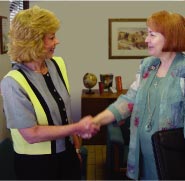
left=145, top=123, right=152, bottom=132
left=154, top=81, right=158, bottom=88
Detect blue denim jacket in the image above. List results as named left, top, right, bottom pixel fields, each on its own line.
left=108, top=52, right=185, bottom=179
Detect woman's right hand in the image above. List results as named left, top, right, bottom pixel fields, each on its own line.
left=77, top=115, right=100, bottom=139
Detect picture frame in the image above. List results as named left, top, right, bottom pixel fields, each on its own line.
left=109, top=18, right=149, bottom=59
left=0, top=16, right=8, bottom=54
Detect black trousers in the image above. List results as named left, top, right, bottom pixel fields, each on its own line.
left=14, top=145, right=81, bottom=180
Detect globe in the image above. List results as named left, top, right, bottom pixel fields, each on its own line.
left=83, top=73, right=97, bottom=94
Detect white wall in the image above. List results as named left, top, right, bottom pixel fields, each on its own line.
left=0, top=1, right=11, bottom=141
left=0, top=1, right=184, bottom=140
left=30, top=1, right=184, bottom=122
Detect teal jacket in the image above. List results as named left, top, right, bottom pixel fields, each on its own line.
left=108, top=52, right=185, bottom=179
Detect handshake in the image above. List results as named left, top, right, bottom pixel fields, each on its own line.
left=76, top=115, right=100, bottom=139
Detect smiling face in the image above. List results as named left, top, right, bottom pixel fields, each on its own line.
left=145, top=27, right=166, bottom=58
left=43, top=33, right=59, bottom=59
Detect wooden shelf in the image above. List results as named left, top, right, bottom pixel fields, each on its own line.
left=82, top=89, right=127, bottom=99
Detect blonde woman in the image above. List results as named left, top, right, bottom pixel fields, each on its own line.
left=1, top=6, right=98, bottom=180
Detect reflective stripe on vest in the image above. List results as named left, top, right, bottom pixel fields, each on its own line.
left=52, top=56, right=70, bottom=93
left=5, top=57, right=70, bottom=155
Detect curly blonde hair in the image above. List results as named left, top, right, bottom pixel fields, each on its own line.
left=8, top=6, right=60, bottom=63
left=147, top=10, right=185, bottom=52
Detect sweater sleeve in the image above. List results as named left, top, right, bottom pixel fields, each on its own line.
left=107, top=60, right=144, bottom=123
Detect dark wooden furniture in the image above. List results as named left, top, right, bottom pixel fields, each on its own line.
left=81, top=89, right=128, bottom=145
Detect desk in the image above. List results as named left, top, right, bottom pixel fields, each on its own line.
left=81, top=89, right=127, bottom=145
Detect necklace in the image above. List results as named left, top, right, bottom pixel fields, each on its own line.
left=145, top=76, right=163, bottom=132
left=153, top=81, right=158, bottom=88
left=144, top=63, right=161, bottom=132
left=145, top=77, right=163, bottom=132
left=24, top=61, right=48, bottom=75
left=34, top=67, right=48, bottom=75
left=145, top=90, right=156, bottom=132
left=153, top=76, right=163, bottom=88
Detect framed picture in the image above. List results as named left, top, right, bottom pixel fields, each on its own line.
left=0, top=16, right=8, bottom=54
left=109, top=18, right=149, bottom=59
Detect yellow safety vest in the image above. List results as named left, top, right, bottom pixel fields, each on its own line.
left=5, top=57, right=70, bottom=155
